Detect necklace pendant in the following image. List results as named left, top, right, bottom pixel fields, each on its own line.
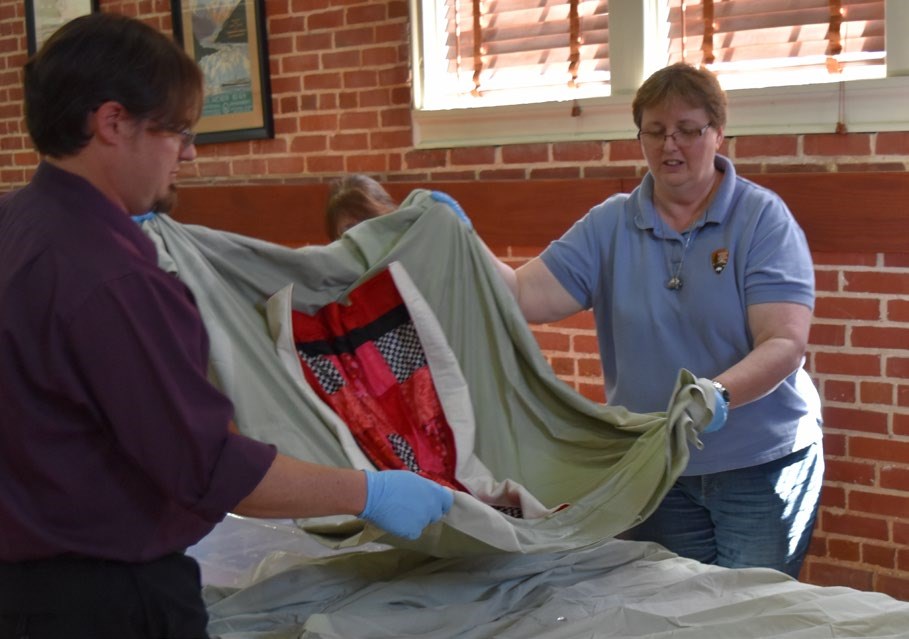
left=666, top=276, right=683, bottom=290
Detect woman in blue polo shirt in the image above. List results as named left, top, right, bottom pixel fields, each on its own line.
left=492, top=62, right=823, bottom=578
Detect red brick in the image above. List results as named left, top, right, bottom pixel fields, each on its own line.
left=304, top=72, right=343, bottom=91
left=377, top=66, right=408, bottom=87
left=529, top=167, right=582, bottom=180
left=812, top=253, right=878, bottom=266
left=531, top=330, right=570, bottom=352
left=876, top=573, right=909, bottom=602
left=290, top=135, right=328, bottom=153
left=889, top=358, right=909, bottom=379
left=808, top=323, right=845, bottom=346
left=734, top=135, right=798, bottom=157
left=306, top=155, right=344, bottom=173
left=824, top=459, right=875, bottom=486
left=889, top=299, right=909, bottom=323
left=347, top=3, right=386, bottom=24
left=844, top=271, right=909, bottom=295
left=803, top=133, right=872, bottom=156
left=282, top=53, right=320, bottom=74
left=823, top=406, right=887, bottom=436
left=322, top=49, right=360, bottom=69
left=764, top=162, right=830, bottom=173
left=821, top=511, right=889, bottom=541
left=339, top=111, right=379, bottom=130
left=343, top=70, right=379, bottom=89
left=427, top=170, right=474, bottom=181
left=549, top=357, right=575, bottom=376
left=862, top=542, right=896, bottom=569
left=805, top=560, right=874, bottom=591
left=266, top=157, right=305, bottom=175
left=885, top=254, right=909, bottom=268
left=814, top=296, right=881, bottom=320
left=478, top=169, right=526, bottom=180
left=850, top=436, right=909, bottom=464
left=369, top=130, right=412, bottom=150
left=584, top=165, right=640, bottom=179
left=850, top=490, right=909, bottom=519
left=502, top=144, right=549, bottom=164
left=827, top=537, right=861, bottom=562
left=819, top=486, right=846, bottom=509
left=860, top=381, right=894, bottom=405
left=296, top=32, right=333, bottom=52
left=307, top=8, right=344, bottom=31
left=852, top=326, right=909, bottom=350
left=896, top=521, right=909, bottom=545
left=608, top=139, right=644, bottom=161
left=824, top=432, right=847, bottom=457
left=375, top=22, right=407, bottom=44
left=363, top=44, right=401, bottom=65
left=900, top=386, right=909, bottom=408
left=814, top=352, right=880, bottom=376
left=895, top=413, right=909, bottom=436
left=552, top=141, right=604, bottom=162
left=824, top=459, right=875, bottom=485
left=229, top=158, right=267, bottom=176
left=813, top=270, right=840, bottom=292
left=346, top=154, right=388, bottom=173
left=880, top=465, right=909, bottom=491
left=579, top=382, right=607, bottom=403
left=404, top=149, right=447, bottom=169
left=380, top=107, right=412, bottom=128
left=578, top=358, right=604, bottom=378
left=450, top=147, right=496, bottom=166
left=573, top=335, right=599, bottom=355
left=876, top=132, right=909, bottom=155
left=823, top=379, right=855, bottom=403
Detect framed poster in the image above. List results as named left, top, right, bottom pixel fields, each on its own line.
left=25, top=0, right=98, bottom=55
left=171, top=0, right=274, bottom=144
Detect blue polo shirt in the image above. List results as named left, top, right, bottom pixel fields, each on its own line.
left=0, top=162, right=277, bottom=562
left=541, top=156, right=822, bottom=475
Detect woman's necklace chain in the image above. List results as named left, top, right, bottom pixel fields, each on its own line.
left=655, top=175, right=720, bottom=291
left=657, top=213, right=701, bottom=291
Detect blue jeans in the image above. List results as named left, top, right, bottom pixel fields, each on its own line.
left=626, top=441, right=824, bottom=578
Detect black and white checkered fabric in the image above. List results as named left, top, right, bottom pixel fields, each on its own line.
left=388, top=433, right=420, bottom=472
left=298, top=351, right=345, bottom=395
left=374, top=323, right=426, bottom=384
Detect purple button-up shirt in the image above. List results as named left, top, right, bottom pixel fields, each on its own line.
left=0, top=162, right=276, bottom=562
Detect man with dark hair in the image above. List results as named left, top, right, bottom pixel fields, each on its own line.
left=0, top=13, right=451, bottom=638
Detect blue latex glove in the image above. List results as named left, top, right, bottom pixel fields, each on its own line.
left=703, top=382, right=728, bottom=433
left=359, top=470, right=454, bottom=539
left=430, top=191, right=472, bottom=229
left=131, top=211, right=157, bottom=224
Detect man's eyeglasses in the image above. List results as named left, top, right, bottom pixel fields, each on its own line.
left=637, top=123, right=711, bottom=147
left=148, top=123, right=197, bottom=150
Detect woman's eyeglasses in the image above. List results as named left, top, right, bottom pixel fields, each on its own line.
left=637, top=123, right=711, bottom=147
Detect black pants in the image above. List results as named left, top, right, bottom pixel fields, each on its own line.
left=0, top=553, right=209, bottom=639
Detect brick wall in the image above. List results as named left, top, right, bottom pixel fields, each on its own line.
left=2, top=0, right=909, bottom=599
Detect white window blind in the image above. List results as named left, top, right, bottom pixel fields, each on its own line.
left=430, top=0, right=610, bottom=107
left=668, top=0, right=885, bottom=90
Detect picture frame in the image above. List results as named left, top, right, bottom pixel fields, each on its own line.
left=25, top=0, right=98, bottom=56
left=170, top=0, right=274, bottom=145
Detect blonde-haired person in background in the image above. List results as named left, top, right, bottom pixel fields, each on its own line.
left=325, top=174, right=398, bottom=241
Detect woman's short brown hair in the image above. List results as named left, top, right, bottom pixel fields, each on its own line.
left=632, top=63, right=727, bottom=130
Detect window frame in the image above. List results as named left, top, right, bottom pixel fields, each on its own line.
left=409, top=0, right=909, bottom=149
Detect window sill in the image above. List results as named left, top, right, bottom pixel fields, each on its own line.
left=411, top=76, right=909, bottom=149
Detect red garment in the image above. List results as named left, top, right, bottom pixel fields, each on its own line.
left=292, top=269, right=467, bottom=493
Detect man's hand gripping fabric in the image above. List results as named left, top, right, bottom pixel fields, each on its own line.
left=359, top=470, right=454, bottom=539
